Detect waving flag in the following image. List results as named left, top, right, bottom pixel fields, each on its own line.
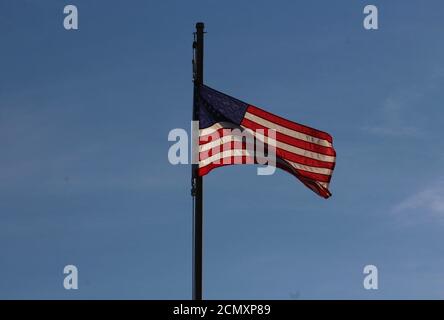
left=197, top=85, right=336, bottom=198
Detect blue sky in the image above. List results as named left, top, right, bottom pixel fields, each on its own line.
left=1, top=0, right=444, bottom=299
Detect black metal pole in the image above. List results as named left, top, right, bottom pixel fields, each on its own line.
left=192, top=22, right=204, bottom=300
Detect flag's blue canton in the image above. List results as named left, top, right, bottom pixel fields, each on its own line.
left=198, top=85, right=248, bottom=129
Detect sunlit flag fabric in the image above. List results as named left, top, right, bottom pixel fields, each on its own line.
left=197, top=85, right=336, bottom=198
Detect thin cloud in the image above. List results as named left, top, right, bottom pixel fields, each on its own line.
left=362, top=94, right=423, bottom=138
left=363, top=67, right=444, bottom=138
left=392, top=182, right=444, bottom=223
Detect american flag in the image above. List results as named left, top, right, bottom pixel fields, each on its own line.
left=197, top=85, right=336, bottom=198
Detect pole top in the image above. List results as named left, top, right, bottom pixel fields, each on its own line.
left=196, top=22, right=204, bottom=29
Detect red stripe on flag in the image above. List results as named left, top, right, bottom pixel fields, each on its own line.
left=200, top=140, right=335, bottom=170
left=276, top=160, right=331, bottom=198
left=241, top=118, right=336, bottom=157
left=198, top=156, right=256, bottom=176
left=246, top=105, right=333, bottom=143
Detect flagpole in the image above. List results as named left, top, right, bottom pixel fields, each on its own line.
left=192, top=22, right=204, bottom=300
